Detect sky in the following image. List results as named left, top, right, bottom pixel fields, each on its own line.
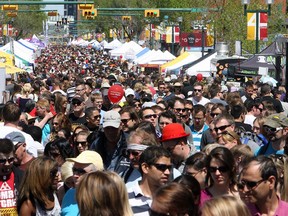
left=43, top=0, right=65, bottom=16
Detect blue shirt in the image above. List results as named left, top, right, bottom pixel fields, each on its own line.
left=61, top=188, right=79, bottom=216
left=190, top=124, right=209, bottom=152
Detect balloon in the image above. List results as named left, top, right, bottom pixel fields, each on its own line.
left=108, top=85, right=124, bottom=103
left=120, top=55, right=123, bottom=59
left=197, top=73, right=203, bottom=81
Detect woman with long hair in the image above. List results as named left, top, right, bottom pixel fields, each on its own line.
left=17, top=157, right=61, bottom=215
left=76, top=171, right=133, bottom=216
left=47, top=112, right=71, bottom=143
left=200, top=147, right=238, bottom=206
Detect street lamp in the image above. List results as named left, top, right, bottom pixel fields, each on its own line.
left=242, top=0, right=274, bottom=53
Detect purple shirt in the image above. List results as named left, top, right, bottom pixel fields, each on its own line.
left=200, top=188, right=213, bottom=206
left=248, top=198, right=288, bottom=216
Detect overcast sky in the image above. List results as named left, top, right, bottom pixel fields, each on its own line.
left=44, top=0, right=64, bottom=16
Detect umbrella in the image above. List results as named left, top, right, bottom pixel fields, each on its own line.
left=0, top=63, right=26, bottom=74
left=259, top=75, right=278, bottom=87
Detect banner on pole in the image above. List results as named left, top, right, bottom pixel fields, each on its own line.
left=247, top=12, right=268, bottom=40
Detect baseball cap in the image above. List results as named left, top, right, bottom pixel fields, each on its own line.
left=161, top=123, right=190, bottom=142
left=264, top=114, right=288, bottom=129
left=5, top=131, right=25, bottom=145
left=100, top=82, right=111, bottom=89
left=66, top=150, right=104, bottom=170
left=141, top=93, right=152, bottom=102
left=125, top=88, right=135, bottom=97
left=173, top=82, right=182, bottom=87
left=103, top=110, right=121, bottom=128
left=72, top=95, right=84, bottom=103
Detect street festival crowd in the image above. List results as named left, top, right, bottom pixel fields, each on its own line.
left=1, top=44, right=288, bottom=216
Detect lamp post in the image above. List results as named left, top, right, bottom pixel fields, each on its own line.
left=242, top=0, right=274, bottom=54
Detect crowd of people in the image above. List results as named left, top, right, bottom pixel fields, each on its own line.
left=0, top=44, right=288, bottom=215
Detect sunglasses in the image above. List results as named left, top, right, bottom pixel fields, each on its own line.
left=237, top=179, right=265, bottom=190
left=72, top=167, right=87, bottom=175
left=149, top=209, right=169, bottom=216
left=214, top=124, right=232, bottom=132
left=174, top=108, right=186, bottom=113
left=52, top=122, right=59, bottom=125
left=143, top=114, right=157, bottom=119
left=151, top=163, right=172, bottom=172
left=263, top=126, right=283, bottom=133
left=75, top=141, right=87, bottom=146
left=194, top=89, right=202, bottom=92
left=92, top=115, right=101, bottom=120
left=134, top=103, right=141, bottom=108
left=121, top=119, right=131, bottom=124
left=208, top=166, right=229, bottom=173
left=72, top=102, right=82, bottom=106
left=50, top=169, right=59, bottom=177
left=0, top=157, right=14, bottom=164
left=210, top=113, right=220, bottom=118
left=123, top=149, right=141, bottom=158
left=257, top=107, right=263, bottom=112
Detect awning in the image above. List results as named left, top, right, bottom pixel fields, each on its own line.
left=160, top=52, right=190, bottom=72
left=0, top=63, right=26, bottom=74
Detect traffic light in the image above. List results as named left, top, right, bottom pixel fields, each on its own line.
left=82, top=9, right=97, bottom=19
left=78, top=4, right=94, bottom=10
left=2, top=5, right=18, bottom=11
left=144, top=9, right=160, bottom=18
left=48, top=11, right=58, bottom=16
left=122, top=16, right=131, bottom=21
left=7, top=12, right=17, bottom=17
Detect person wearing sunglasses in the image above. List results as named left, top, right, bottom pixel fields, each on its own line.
left=0, top=138, right=24, bottom=215
left=161, top=123, right=196, bottom=173
left=191, top=82, right=210, bottom=106
left=139, top=107, right=157, bottom=127
left=256, top=113, right=288, bottom=156
left=238, top=156, right=288, bottom=215
left=62, top=151, right=104, bottom=216
left=214, top=114, right=260, bottom=154
left=119, top=106, right=140, bottom=135
left=200, top=147, right=238, bottom=206
left=68, top=95, right=87, bottom=132
left=5, top=131, right=34, bottom=171
left=84, top=107, right=101, bottom=133
left=127, top=146, right=172, bottom=216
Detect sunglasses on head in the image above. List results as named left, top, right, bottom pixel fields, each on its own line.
left=143, top=114, right=157, bottom=119
left=237, top=179, right=265, bottom=190
left=151, top=163, right=172, bottom=172
left=72, top=167, right=87, bottom=175
left=0, top=157, right=14, bottom=164
left=208, top=166, right=229, bottom=173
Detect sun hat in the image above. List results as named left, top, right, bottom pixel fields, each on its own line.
left=161, top=123, right=190, bottom=142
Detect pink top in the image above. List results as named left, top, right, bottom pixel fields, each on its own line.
left=200, top=188, right=213, bottom=206
left=248, top=198, right=288, bottom=216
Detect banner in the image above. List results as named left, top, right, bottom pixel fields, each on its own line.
left=180, top=31, right=206, bottom=47
left=247, top=12, right=268, bottom=40
left=161, top=26, right=180, bottom=43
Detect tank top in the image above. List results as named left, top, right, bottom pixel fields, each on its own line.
left=35, top=193, right=61, bottom=216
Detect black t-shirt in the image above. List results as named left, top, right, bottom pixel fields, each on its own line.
left=261, top=96, right=284, bottom=113
left=68, top=113, right=87, bottom=131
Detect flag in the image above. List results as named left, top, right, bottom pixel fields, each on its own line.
left=247, top=12, right=268, bottom=40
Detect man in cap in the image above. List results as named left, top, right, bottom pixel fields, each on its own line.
left=256, top=113, right=288, bottom=156
left=61, top=150, right=104, bottom=216
left=5, top=132, right=34, bottom=171
left=68, top=95, right=87, bottom=131
left=161, top=123, right=196, bottom=173
left=0, top=138, right=24, bottom=215
left=124, top=88, right=135, bottom=106
left=90, top=110, right=128, bottom=173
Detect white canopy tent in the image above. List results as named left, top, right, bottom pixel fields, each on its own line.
left=165, top=52, right=203, bottom=72
left=104, top=39, right=123, bottom=50
left=186, top=52, right=217, bottom=77
left=109, top=41, right=143, bottom=59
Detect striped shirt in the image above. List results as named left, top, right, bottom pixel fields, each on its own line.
left=127, top=181, right=152, bottom=216
left=190, top=124, right=209, bottom=151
